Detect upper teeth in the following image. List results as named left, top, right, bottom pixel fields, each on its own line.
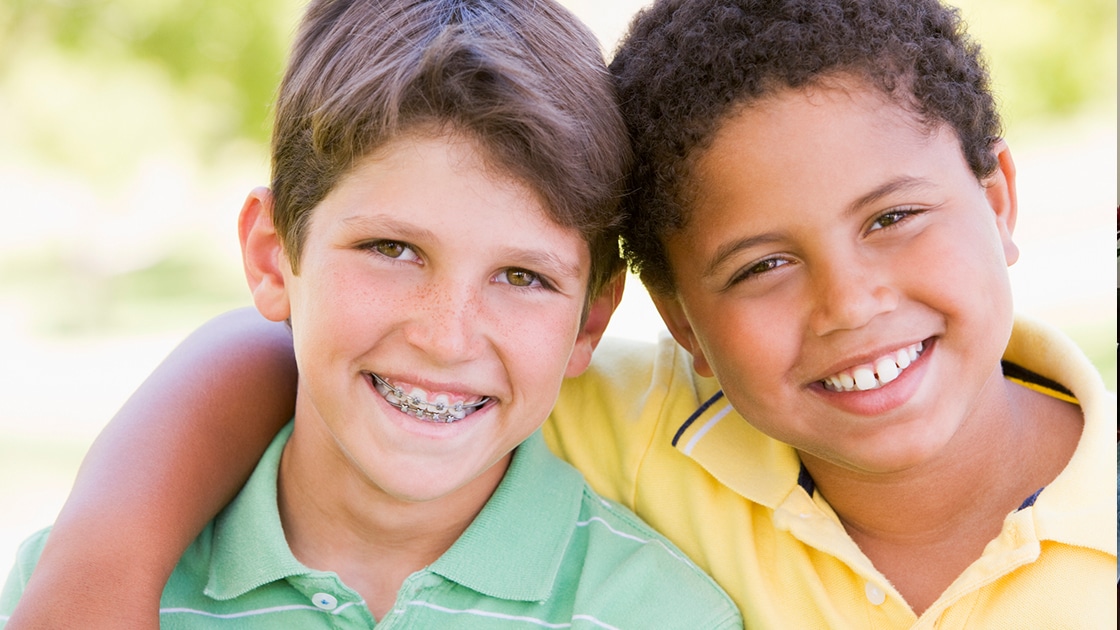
left=822, top=341, right=924, bottom=392
left=370, top=373, right=489, bottom=423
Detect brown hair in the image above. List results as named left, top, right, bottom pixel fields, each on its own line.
left=271, top=0, right=630, bottom=297
left=611, top=0, right=1001, bottom=295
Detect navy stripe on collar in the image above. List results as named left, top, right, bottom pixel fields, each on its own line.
left=1017, top=487, right=1044, bottom=511
left=796, top=461, right=815, bottom=496
left=671, top=390, right=726, bottom=447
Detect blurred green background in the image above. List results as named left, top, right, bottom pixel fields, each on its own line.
left=0, top=0, right=1115, bottom=581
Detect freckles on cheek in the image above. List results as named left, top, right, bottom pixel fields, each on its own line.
left=527, top=312, right=569, bottom=346
left=516, top=311, right=579, bottom=363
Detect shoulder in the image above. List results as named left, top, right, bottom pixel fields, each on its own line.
left=562, top=334, right=693, bottom=399
left=571, top=484, right=706, bottom=576
left=545, top=335, right=717, bottom=506
left=547, top=335, right=674, bottom=452
left=558, top=484, right=743, bottom=629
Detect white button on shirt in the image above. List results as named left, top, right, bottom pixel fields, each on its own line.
left=864, top=581, right=886, bottom=606
left=312, top=592, right=338, bottom=610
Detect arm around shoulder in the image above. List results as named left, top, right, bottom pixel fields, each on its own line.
left=5, top=307, right=297, bottom=629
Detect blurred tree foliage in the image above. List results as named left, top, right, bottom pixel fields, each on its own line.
left=0, top=0, right=1113, bottom=180
left=0, top=0, right=302, bottom=140
left=953, top=0, right=1117, bottom=128
left=0, top=0, right=302, bottom=182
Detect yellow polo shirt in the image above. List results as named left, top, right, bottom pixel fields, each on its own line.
left=544, top=314, right=1117, bottom=628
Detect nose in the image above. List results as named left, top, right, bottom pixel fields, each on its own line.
left=807, top=257, right=899, bottom=337
left=401, top=276, right=485, bottom=364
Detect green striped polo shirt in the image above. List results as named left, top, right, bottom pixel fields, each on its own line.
left=1, top=423, right=741, bottom=629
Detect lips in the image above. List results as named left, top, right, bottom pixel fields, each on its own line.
left=821, top=341, right=925, bottom=392
left=368, top=372, right=490, bottom=423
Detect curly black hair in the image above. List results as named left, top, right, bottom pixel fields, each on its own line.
left=610, top=0, right=1002, bottom=295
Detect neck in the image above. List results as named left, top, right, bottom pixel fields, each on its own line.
left=276, top=417, right=507, bottom=619
left=800, top=370, right=1081, bottom=615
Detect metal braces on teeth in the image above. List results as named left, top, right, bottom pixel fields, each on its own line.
left=371, top=374, right=489, bottom=423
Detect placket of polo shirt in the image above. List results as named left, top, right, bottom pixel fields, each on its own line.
left=288, top=573, right=373, bottom=626
left=378, top=569, right=447, bottom=626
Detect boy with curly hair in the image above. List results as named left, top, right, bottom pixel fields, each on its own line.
left=587, top=0, right=1115, bottom=624
left=6, top=0, right=1115, bottom=627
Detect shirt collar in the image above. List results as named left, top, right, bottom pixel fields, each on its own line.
left=674, top=314, right=1116, bottom=556
left=671, top=383, right=803, bottom=511
left=429, top=430, right=585, bottom=601
left=205, top=425, right=585, bottom=603
left=206, top=422, right=310, bottom=600
left=1002, top=314, right=1116, bottom=555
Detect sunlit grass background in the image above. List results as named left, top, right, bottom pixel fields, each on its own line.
left=0, top=0, right=1115, bottom=583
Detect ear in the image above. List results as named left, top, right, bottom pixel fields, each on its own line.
left=982, top=139, right=1019, bottom=267
left=650, top=291, right=714, bottom=377
left=564, top=272, right=626, bottom=377
left=239, top=187, right=292, bottom=322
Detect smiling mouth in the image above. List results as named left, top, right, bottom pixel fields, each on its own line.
left=821, top=341, right=925, bottom=393
left=369, top=373, right=490, bottom=423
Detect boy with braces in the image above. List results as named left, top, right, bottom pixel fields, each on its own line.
left=0, top=1, right=743, bottom=628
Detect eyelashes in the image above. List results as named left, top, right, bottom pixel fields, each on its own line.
left=867, top=207, right=924, bottom=233
left=726, top=256, right=793, bottom=287
left=365, top=240, right=420, bottom=262
left=497, top=268, right=552, bottom=290
left=359, top=240, right=556, bottom=291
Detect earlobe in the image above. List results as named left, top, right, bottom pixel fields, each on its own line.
left=239, top=187, right=292, bottom=322
left=984, top=139, right=1020, bottom=266
left=650, top=291, right=714, bottom=377
left=564, top=272, right=626, bottom=378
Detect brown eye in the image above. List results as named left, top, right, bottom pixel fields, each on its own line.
left=748, top=258, right=784, bottom=275
left=724, top=256, right=793, bottom=289
left=373, top=241, right=407, bottom=258
left=868, top=208, right=922, bottom=233
left=502, top=269, right=540, bottom=287
left=872, top=212, right=905, bottom=230
left=365, top=240, right=419, bottom=262
left=738, top=257, right=786, bottom=280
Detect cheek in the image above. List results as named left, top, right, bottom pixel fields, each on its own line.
left=501, top=306, right=581, bottom=384
left=916, top=223, right=1011, bottom=309
left=531, top=311, right=580, bottom=356
left=699, top=307, right=791, bottom=392
left=295, top=265, right=392, bottom=345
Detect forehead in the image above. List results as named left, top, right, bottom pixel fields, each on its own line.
left=312, top=133, right=590, bottom=266
left=686, top=82, right=964, bottom=223
left=357, top=127, right=586, bottom=232
left=332, top=131, right=539, bottom=216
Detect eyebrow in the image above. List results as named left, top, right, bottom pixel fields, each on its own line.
left=495, top=247, right=585, bottom=281
left=341, top=214, right=436, bottom=242
left=703, top=233, right=785, bottom=280
left=845, top=176, right=933, bottom=217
